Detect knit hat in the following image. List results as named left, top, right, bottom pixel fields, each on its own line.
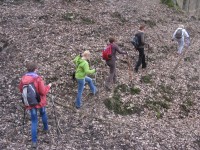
left=179, top=24, right=184, bottom=29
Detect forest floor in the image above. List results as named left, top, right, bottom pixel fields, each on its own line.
left=0, top=0, right=200, bottom=149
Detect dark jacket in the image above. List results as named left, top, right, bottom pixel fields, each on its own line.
left=135, top=30, right=145, bottom=48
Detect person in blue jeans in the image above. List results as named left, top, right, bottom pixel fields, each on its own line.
left=73, top=50, right=97, bottom=108
left=19, top=62, right=51, bottom=149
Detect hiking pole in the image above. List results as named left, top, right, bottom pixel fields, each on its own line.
left=22, top=107, right=26, bottom=132
left=126, top=52, right=133, bottom=82
left=171, top=34, right=196, bottom=74
left=146, top=44, right=150, bottom=64
left=125, top=52, right=134, bottom=89
left=50, top=90, right=62, bottom=139
left=94, top=71, right=97, bottom=85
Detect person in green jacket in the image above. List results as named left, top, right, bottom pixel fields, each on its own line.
left=73, top=50, right=97, bottom=108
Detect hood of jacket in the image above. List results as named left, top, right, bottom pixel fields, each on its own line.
left=74, top=55, right=87, bottom=67
left=21, top=72, right=38, bottom=85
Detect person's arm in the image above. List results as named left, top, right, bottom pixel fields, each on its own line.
left=73, top=55, right=81, bottom=65
left=172, top=29, right=178, bottom=40
left=83, top=62, right=95, bottom=74
left=183, top=29, right=189, bottom=38
left=140, top=33, right=145, bottom=45
left=114, top=44, right=127, bottom=54
left=37, top=77, right=50, bottom=96
left=19, top=79, right=23, bottom=93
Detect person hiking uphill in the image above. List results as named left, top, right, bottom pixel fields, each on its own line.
left=172, top=25, right=190, bottom=54
left=73, top=50, right=97, bottom=109
left=19, top=62, right=51, bottom=149
left=104, top=37, right=127, bottom=90
left=134, top=25, right=147, bottom=73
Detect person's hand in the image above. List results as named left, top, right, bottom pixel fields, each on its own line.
left=48, top=83, right=52, bottom=87
left=95, top=68, right=99, bottom=73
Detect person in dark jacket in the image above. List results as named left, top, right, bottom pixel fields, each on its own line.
left=19, top=62, right=51, bottom=149
left=134, top=25, right=147, bottom=73
left=105, top=37, right=127, bottom=90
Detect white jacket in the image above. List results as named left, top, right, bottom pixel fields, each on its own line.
left=172, top=28, right=189, bottom=40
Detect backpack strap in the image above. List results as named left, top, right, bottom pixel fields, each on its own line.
left=108, top=43, right=112, bottom=54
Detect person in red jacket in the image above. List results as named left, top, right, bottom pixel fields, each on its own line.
left=19, top=62, right=51, bottom=149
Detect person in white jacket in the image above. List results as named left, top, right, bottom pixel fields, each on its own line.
left=172, top=25, right=190, bottom=54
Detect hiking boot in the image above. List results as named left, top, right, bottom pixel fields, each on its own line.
left=31, top=142, right=37, bottom=149
left=73, top=102, right=81, bottom=109
left=142, top=64, right=147, bottom=69
left=75, top=106, right=80, bottom=109
left=94, top=89, right=98, bottom=95
left=43, top=129, right=49, bottom=134
left=142, top=66, right=146, bottom=69
left=105, top=85, right=111, bottom=91
left=134, top=68, right=138, bottom=73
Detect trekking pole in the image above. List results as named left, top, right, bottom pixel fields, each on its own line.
left=171, top=34, right=196, bottom=74
left=22, top=107, right=26, bottom=132
left=146, top=44, right=150, bottom=64
left=126, top=52, right=133, bottom=83
left=94, top=71, right=97, bottom=85
left=50, top=90, right=62, bottom=139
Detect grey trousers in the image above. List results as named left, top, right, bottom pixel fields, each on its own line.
left=105, top=59, right=116, bottom=87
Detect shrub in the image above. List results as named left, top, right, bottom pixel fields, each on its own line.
left=161, top=0, right=175, bottom=8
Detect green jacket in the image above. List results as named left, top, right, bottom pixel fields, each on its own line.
left=73, top=55, right=95, bottom=79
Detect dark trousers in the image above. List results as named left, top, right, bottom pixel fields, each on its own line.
left=105, top=59, right=116, bottom=87
left=135, top=47, right=146, bottom=70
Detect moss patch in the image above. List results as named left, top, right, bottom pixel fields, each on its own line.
left=62, top=12, right=76, bottom=21
left=81, top=17, right=95, bottom=24
left=111, top=12, right=127, bottom=23
left=130, top=87, right=141, bottom=95
left=104, top=84, right=142, bottom=115
left=162, top=95, right=173, bottom=102
left=104, top=98, right=143, bottom=115
left=144, top=20, right=156, bottom=28
left=159, top=84, right=174, bottom=95
left=161, top=0, right=175, bottom=8
left=179, top=99, right=194, bottom=118
left=145, top=99, right=169, bottom=119
left=141, top=75, right=152, bottom=84
left=114, top=84, right=129, bottom=93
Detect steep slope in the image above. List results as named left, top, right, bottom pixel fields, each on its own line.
left=0, top=0, right=200, bottom=149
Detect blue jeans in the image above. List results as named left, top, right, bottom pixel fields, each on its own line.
left=75, top=76, right=97, bottom=108
left=30, top=107, right=48, bottom=143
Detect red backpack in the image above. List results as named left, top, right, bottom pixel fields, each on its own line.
left=102, top=44, right=112, bottom=61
